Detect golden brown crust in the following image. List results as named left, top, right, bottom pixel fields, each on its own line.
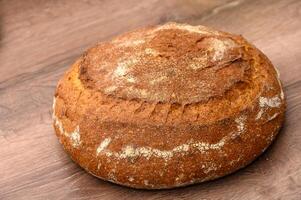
left=53, top=22, right=286, bottom=189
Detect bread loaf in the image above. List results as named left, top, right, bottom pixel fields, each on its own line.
left=53, top=22, right=286, bottom=189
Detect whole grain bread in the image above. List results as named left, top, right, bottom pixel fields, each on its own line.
left=53, top=22, right=286, bottom=189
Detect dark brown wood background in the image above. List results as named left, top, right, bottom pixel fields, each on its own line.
left=1, top=0, right=301, bottom=199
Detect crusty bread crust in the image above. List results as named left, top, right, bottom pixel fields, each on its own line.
left=53, top=22, right=285, bottom=189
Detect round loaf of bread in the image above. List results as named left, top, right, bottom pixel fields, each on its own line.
left=53, top=22, right=285, bottom=189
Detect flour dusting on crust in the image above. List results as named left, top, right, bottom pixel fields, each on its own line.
left=259, top=96, right=281, bottom=108
left=210, top=38, right=236, bottom=61
left=96, top=115, right=246, bottom=161
left=256, top=95, right=282, bottom=120
left=97, top=138, right=112, bottom=155
left=114, top=39, right=145, bottom=47
left=145, top=48, right=159, bottom=56
left=53, top=97, right=81, bottom=148
left=69, top=126, right=81, bottom=147
left=231, top=115, right=246, bottom=139
left=155, top=23, right=219, bottom=35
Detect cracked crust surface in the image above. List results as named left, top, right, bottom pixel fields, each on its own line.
left=53, top=22, right=286, bottom=189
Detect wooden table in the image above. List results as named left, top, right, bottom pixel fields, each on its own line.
left=1, top=0, right=301, bottom=199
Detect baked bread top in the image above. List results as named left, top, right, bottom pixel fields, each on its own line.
left=77, top=22, right=283, bottom=125
left=53, top=22, right=285, bottom=189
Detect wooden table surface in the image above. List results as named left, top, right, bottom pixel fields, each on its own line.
left=1, top=0, right=301, bottom=199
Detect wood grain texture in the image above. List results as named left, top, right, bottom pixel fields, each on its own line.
left=0, top=0, right=300, bottom=199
